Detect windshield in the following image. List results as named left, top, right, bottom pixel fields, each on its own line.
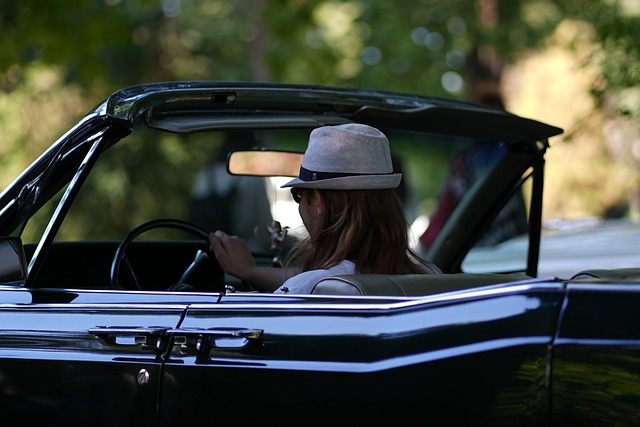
left=9, top=122, right=112, bottom=241
left=42, top=124, right=525, bottom=271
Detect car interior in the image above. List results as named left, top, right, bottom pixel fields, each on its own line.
left=6, top=120, right=564, bottom=295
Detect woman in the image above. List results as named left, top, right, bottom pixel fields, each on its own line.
left=209, top=123, right=440, bottom=294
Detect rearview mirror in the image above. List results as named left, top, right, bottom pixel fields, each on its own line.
left=0, top=237, right=27, bottom=282
left=228, top=150, right=303, bottom=177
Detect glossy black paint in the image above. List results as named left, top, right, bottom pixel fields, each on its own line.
left=551, top=283, right=640, bottom=425
left=0, top=295, right=181, bottom=426
left=159, top=283, right=564, bottom=424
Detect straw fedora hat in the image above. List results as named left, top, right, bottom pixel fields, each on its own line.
left=281, top=123, right=402, bottom=190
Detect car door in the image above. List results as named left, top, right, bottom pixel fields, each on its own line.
left=159, top=281, right=564, bottom=425
left=0, top=287, right=187, bottom=427
left=550, top=279, right=640, bottom=425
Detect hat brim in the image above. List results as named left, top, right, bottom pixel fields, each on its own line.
left=281, top=173, right=402, bottom=190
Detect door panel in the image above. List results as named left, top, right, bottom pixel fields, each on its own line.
left=0, top=288, right=186, bottom=426
left=160, top=288, right=563, bottom=425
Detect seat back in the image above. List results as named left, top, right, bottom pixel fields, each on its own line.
left=569, top=268, right=640, bottom=282
left=311, top=273, right=532, bottom=296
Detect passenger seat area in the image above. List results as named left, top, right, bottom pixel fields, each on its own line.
left=311, top=273, right=533, bottom=296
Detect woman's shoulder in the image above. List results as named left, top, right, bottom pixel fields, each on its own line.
left=274, top=260, right=356, bottom=294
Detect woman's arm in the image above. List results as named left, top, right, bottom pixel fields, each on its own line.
left=209, top=230, right=288, bottom=292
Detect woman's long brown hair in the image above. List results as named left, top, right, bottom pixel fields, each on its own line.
left=285, top=189, right=440, bottom=275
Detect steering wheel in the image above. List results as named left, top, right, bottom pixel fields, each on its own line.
left=110, top=218, right=224, bottom=291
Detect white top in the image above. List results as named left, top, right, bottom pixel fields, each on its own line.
left=274, top=260, right=356, bottom=294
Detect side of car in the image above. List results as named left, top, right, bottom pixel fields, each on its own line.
left=3, top=270, right=640, bottom=424
left=0, top=277, right=564, bottom=425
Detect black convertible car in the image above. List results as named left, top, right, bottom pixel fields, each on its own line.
left=1, top=81, right=638, bottom=425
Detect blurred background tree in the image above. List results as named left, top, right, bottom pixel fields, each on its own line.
left=1, top=0, right=639, bottom=221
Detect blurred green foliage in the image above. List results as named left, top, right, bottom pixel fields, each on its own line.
left=2, top=1, right=637, bottom=96
left=1, top=0, right=639, bottom=223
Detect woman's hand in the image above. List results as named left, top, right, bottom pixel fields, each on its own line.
left=209, top=230, right=256, bottom=279
left=209, top=230, right=287, bottom=292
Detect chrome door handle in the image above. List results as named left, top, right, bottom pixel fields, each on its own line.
left=89, top=325, right=170, bottom=348
left=168, top=327, right=263, bottom=352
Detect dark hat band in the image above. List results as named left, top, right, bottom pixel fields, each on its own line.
left=298, top=166, right=392, bottom=182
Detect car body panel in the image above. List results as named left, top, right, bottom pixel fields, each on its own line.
left=155, top=281, right=564, bottom=424
left=0, top=287, right=186, bottom=426
left=551, top=282, right=640, bottom=425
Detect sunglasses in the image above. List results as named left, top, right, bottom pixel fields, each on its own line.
left=290, top=187, right=305, bottom=203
